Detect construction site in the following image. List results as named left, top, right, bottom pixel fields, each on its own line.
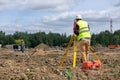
left=0, top=40, right=120, bottom=80
left=1, top=0, right=120, bottom=80
left=0, top=16, right=120, bottom=80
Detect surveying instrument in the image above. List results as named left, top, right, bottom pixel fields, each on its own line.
left=60, top=34, right=102, bottom=69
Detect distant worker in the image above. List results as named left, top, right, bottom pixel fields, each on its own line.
left=20, top=40, right=25, bottom=53
left=73, top=14, right=91, bottom=62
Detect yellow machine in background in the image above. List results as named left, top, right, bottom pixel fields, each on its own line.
left=15, top=39, right=24, bottom=45
left=13, top=39, right=24, bottom=50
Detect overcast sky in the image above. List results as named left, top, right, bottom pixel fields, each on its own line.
left=0, top=0, right=120, bottom=35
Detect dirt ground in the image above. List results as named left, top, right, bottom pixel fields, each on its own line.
left=0, top=44, right=120, bottom=80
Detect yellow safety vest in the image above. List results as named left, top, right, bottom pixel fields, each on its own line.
left=77, top=20, right=91, bottom=41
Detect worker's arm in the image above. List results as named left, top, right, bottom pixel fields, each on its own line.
left=73, top=21, right=79, bottom=35
left=73, top=20, right=76, bottom=31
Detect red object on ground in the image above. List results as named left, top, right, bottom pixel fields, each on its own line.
left=92, top=60, right=101, bottom=68
left=82, top=60, right=101, bottom=70
left=82, top=61, right=93, bottom=70
left=108, top=45, right=119, bottom=49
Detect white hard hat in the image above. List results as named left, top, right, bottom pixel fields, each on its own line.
left=76, top=15, right=82, bottom=19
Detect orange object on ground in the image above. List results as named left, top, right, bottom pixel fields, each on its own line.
left=92, top=60, right=101, bottom=69
left=82, top=60, right=101, bottom=70
left=82, top=61, right=93, bottom=70
left=108, top=45, right=119, bottom=49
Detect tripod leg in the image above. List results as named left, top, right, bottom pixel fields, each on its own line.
left=89, top=46, right=102, bottom=64
left=73, top=35, right=77, bottom=67
left=59, top=35, right=74, bottom=67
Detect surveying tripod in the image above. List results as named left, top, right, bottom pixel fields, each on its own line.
left=60, top=34, right=101, bottom=68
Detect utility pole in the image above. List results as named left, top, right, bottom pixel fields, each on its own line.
left=110, top=19, right=113, bottom=33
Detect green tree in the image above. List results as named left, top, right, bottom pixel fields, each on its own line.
left=4, top=35, right=15, bottom=45
left=0, top=31, right=5, bottom=45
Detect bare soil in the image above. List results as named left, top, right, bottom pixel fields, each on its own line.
left=0, top=44, right=120, bottom=80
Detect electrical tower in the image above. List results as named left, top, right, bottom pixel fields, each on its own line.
left=110, top=19, right=113, bottom=33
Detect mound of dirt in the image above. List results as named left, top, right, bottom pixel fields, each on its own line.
left=34, top=43, right=49, bottom=50
left=92, top=44, right=108, bottom=52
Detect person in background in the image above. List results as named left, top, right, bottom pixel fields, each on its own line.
left=21, top=40, right=25, bottom=53
left=73, top=14, right=91, bottom=62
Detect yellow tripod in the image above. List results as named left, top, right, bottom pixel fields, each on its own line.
left=89, top=46, right=102, bottom=64
left=59, top=34, right=77, bottom=67
left=59, top=34, right=102, bottom=67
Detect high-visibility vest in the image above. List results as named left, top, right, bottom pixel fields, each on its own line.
left=77, top=20, right=91, bottom=41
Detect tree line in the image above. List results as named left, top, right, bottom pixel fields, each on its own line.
left=91, top=30, right=120, bottom=47
left=0, top=29, right=120, bottom=48
left=0, top=31, right=70, bottom=48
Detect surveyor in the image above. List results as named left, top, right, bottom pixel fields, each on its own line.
left=20, top=40, right=25, bottom=53
left=73, top=14, right=91, bottom=62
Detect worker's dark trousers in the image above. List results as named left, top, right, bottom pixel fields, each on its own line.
left=21, top=47, right=24, bottom=53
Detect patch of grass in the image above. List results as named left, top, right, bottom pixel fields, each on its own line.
left=110, top=69, right=119, bottom=78
left=65, top=68, right=72, bottom=80
left=108, top=64, right=116, bottom=68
